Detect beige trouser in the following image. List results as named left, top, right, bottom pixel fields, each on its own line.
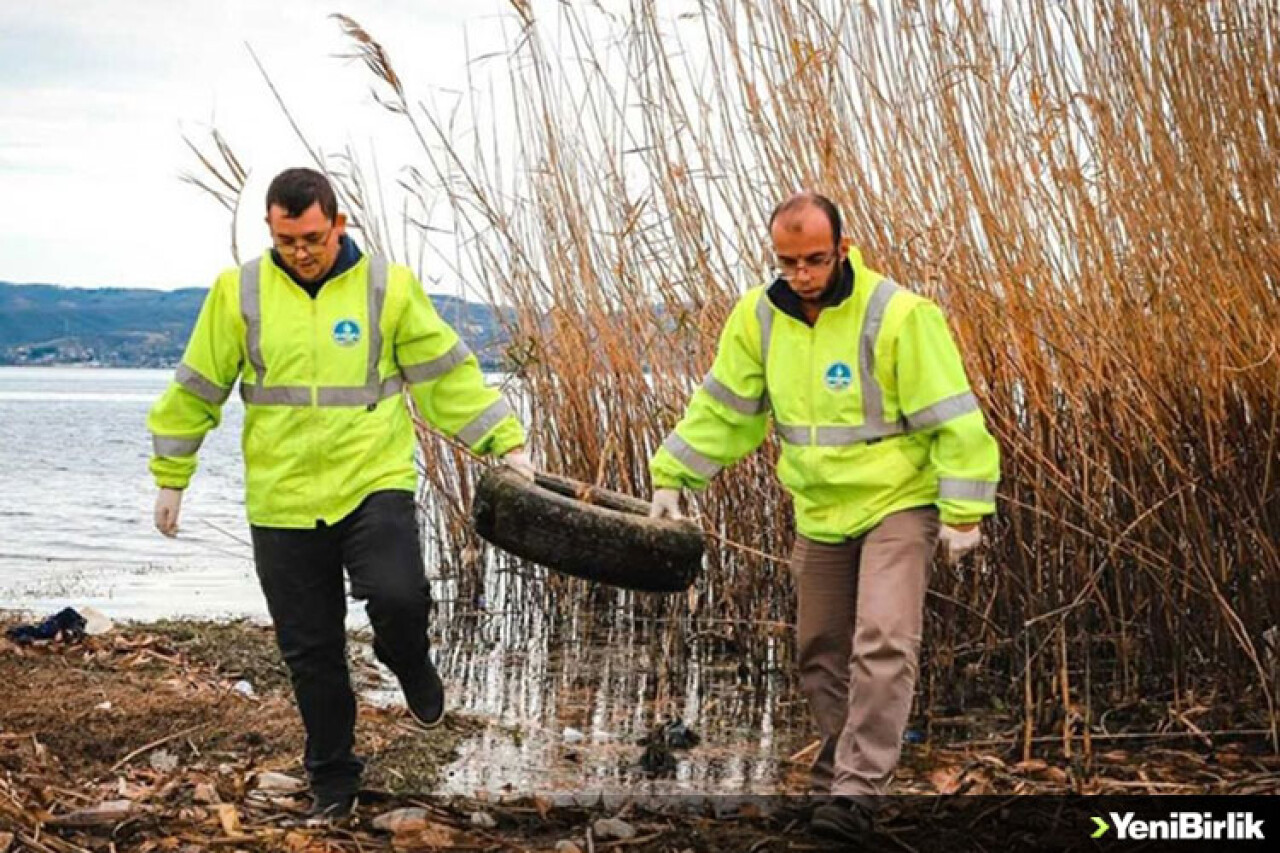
left=791, top=506, right=939, bottom=796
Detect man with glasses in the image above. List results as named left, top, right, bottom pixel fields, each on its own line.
left=649, top=192, right=999, bottom=841
left=147, top=167, right=535, bottom=822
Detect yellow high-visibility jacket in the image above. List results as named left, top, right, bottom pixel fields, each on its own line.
left=147, top=252, right=524, bottom=527
left=650, top=247, right=999, bottom=542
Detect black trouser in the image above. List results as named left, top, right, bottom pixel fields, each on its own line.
left=251, top=489, right=432, bottom=799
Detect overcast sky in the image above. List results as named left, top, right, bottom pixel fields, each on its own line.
left=0, top=0, right=516, bottom=290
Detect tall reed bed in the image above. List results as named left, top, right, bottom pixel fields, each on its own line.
left=197, top=1, right=1280, bottom=750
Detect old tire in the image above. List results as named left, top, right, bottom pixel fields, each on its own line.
left=471, top=467, right=703, bottom=593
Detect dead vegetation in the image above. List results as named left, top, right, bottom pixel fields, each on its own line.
left=2, top=621, right=1277, bottom=851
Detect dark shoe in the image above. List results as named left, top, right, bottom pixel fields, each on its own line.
left=399, top=660, right=445, bottom=729
left=302, top=792, right=357, bottom=827
left=810, top=798, right=873, bottom=842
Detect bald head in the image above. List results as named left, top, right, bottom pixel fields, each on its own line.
left=768, top=192, right=843, bottom=246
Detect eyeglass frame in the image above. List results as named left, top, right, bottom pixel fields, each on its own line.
left=772, top=249, right=839, bottom=281
left=271, top=226, right=336, bottom=257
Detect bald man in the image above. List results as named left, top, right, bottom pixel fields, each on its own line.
left=649, top=193, right=1000, bottom=841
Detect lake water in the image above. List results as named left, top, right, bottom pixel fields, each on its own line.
left=0, top=366, right=259, bottom=618
left=0, top=366, right=810, bottom=795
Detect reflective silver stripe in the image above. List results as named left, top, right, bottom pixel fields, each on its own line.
left=175, top=363, right=231, bottom=405
left=661, top=432, right=722, bottom=479
left=152, top=435, right=203, bottom=457
left=380, top=374, right=404, bottom=399
left=365, top=255, right=387, bottom=393
left=938, top=478, right=997, bottom=503
left=701, top=373, right=765, bottom=416
left=755, top=292, right=775, bottom=382
left=860, top=278, right=899, bottom=426
left=401, top=340, right=472, bottom=384
left=775, top=423, right=810, bottom=444
left=315, top=374, right=404, bottom=407
left=456, top=397, right=513, bottom=446
left=905, top=391, right=979, bottom=431
left=815, top=422, right=905, bottom=444
left=775, top=420, right=906, bottom=446
left=317, top=386, right=372, bottom=407
left=241, top=384, right=312, bottom=406
left=240, top=258, right=266, bottom=384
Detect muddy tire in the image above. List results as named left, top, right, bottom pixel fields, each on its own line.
left=471, top=467, right=703, bottom=593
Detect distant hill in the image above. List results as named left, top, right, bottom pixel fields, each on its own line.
left=0, top=282, right=509, bottom=368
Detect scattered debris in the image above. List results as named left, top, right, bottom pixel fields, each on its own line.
left=81, top=605, right=114, bottom=636
left=254, top=771, right=305, bottom=793
left=149, top=748, right=180, bottom=773
left=193, top=782, right=220, bottom=804
left=5, top=606, right=87, bottom=644
left=637, top=718, right=701, bottom=775
left=593, top=817, right=637, bottom=840
left=48, top=799, right=135, bottom=828
left=0, top=617, right=1275, bottom=852
left=373, top=807, right=432, bottom=833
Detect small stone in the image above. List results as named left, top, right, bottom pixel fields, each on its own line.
left=94, top=700, right=112, bottom=711
left=372, top=807, right=430, bottom=833
left=149, top=749, right=179, bottom=773
left=592, top=818, right=636, bottom=840
left=470, top=811, right=497, bottom=829
left=253, top=771, right=306, bottom=793
left=562, top=727, right=585, bottom=744
left=233, top=680, right=255, bottom=697
left=554, top=841, right=582, bottom=853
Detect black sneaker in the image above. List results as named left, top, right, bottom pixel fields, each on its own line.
left=399, top=660, right=445, bottom=729
left=303, top=792, right=357, bottom=827
left=810, top=798, right=873, bottom=842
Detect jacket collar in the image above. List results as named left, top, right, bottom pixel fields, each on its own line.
left=271, top=234, right=364, bottom=297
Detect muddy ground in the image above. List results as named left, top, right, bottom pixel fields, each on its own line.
left=1, top=618, right=1277, bottom=852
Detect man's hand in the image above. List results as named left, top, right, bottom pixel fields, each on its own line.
left=649, top=488, right=684, bottom=520
left=502, top=448, right=536, bottom=482
left=154, top=488, right=183, bottom=538
left=938, top=522, right=981, bottom=565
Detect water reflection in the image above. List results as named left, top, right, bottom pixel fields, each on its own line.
left=425, top=556, right=809, bottom=795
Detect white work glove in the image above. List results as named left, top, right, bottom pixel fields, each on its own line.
left=648, top=488, right=684, bottom=520
left=938, top=523, right=982, bottom=565
left=154, top=488, right=183, bottom=538
left=502, top=448, right=536, bottom=482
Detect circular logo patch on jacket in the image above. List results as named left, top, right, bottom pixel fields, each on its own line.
left=824, top=361, right=853, bottom=391
left=332, top=319, right=361, bottom=347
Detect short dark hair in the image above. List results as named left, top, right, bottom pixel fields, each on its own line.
left=768, top=191, right=842, bottom=247
left=266, top=168, right=338, bottom=221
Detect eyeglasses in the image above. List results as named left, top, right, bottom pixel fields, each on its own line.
left=272, top=227, right=334, bottom=257
left=773, top=251, right=837, bottom=280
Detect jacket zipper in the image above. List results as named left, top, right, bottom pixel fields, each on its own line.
left=310, top=296, right=322, bottom=521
